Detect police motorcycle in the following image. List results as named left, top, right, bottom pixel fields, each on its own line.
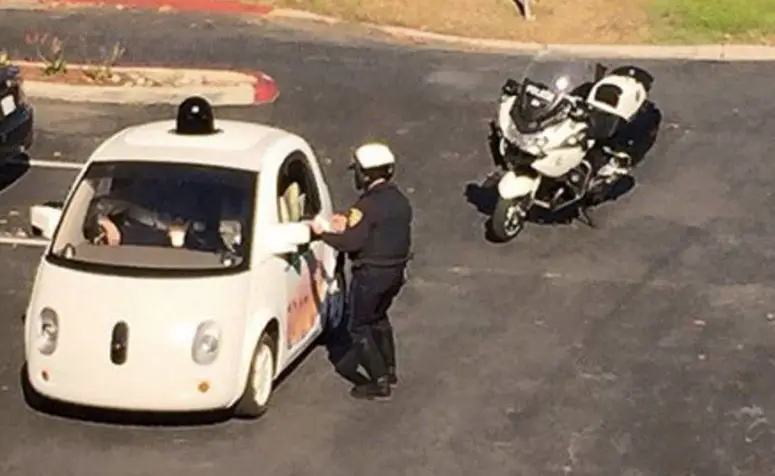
left=487, top=53, right=655, bottom=242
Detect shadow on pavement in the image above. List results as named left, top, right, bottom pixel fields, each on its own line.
left=0, top=152, right=31, bottom=194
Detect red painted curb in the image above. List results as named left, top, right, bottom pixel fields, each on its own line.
left=31, top=0, right=280, bottom=106
left=36, top=0, right=274, bottom=16
left=251, top=71, right=278, bottom=105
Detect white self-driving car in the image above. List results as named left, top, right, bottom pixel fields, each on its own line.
left=23, top=100, right=344, bottom=419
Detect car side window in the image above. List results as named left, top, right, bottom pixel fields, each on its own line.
left=276, top=151, right=322, bottom=224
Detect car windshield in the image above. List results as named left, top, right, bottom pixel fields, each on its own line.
left=49, top=160, right=256, bottom=275
left=512, top=53, right=596, bottom=133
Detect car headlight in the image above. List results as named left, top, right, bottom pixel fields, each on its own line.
left=36, top=307, right=59, bottom=356
left=192, top=320, right=221, bottom=365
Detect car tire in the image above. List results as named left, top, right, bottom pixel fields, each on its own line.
left=233, top=333, right=276, bottom=420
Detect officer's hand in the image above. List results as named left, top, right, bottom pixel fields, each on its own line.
left=310, top=220, right=325, bottom=235
left=331, top=214, right=347, bottom=232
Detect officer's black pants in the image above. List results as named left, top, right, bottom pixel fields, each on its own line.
left=339, top=265, right=405, bottom=382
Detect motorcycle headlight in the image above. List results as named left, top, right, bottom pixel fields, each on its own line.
left=191, top=320, right=221, bottom=365
left=36, top=307, right=59, bottom=356
left=560, top=131, right=587, bottom=149
left=516, top=134, right=548, bottom=150
left=534, top=136, right=549, bottom=148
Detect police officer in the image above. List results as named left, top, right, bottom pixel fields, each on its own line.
left=311, top=142, right=413, bottom=400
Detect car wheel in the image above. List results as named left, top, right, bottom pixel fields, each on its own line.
left=233, top=333, right=276, bottom=419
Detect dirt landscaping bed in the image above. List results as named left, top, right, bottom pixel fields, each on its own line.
left=13, top=61, right=246, bottom=88
left=16, top=63, right=158, bottom=86
left=250, top=0, right=775, bottom=45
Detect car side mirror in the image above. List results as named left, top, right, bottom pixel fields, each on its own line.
left=261, top=222, right=311, bottom=255
left=30, top=202, right=64, bottom=240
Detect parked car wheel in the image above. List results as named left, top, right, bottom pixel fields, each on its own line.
left=233, top=332, right=276, bottom=419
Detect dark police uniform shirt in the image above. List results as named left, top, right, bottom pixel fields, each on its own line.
left=320, top=181, right=412, bottom=268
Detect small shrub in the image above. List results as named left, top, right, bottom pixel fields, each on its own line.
left=25, top=32, right=67, bottom=76
left=82, top=41, right=126, bottom=83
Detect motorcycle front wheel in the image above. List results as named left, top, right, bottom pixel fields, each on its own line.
left=490, top=197, right=527, bottom=242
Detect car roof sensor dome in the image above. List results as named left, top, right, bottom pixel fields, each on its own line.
left=175, top=96, right=217, bottom=135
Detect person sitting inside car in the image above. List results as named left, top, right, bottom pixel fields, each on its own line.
left=85, top=199, right=228, bottom=253
left=84, top=203, right=171, bottom=247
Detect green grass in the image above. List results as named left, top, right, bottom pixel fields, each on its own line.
left=650, top=0, right=775, bottom=43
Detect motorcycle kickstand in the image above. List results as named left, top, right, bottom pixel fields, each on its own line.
left=483, top=169, right=504, bottom=188
left=578, top=204, right=597, bottom=229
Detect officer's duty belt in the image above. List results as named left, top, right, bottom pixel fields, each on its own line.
left=352, top=253, right=413, bottom=268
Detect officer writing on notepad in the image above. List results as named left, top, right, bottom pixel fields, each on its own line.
left=310, top=142, right=413, bottom=401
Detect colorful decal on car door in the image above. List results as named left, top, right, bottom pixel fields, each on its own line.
left=286, top=253, right=329, bottom=349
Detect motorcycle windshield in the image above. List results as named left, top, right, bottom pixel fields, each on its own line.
left=511, top=55, right=596, bottom=133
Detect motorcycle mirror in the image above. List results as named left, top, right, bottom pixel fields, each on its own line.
left=502, top=78, right=520, bottom=96
left=570, top=105, right=588, bottom=121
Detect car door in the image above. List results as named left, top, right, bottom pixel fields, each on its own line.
left=301, top=146, right=336, bottom=296
left=276, top=151, right=328, bottom=358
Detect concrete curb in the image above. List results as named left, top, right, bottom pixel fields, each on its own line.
left=267, top=9, right=775, bottom=61
left=23, top=0, right=775, bottom=61
left=15, top=61, right=279, bottom=105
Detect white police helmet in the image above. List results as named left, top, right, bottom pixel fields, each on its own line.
left=350, top=142, right=395, bottom=190
left=354, top=142, right=396, bottom=170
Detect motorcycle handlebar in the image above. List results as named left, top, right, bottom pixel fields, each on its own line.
left=501, top=78, right=520, bottom=96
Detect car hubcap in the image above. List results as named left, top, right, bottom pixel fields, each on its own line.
left=251, top=345, right=273, bottom=406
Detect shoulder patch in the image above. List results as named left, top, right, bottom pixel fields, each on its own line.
left=347, top=207, right=364, bottom=227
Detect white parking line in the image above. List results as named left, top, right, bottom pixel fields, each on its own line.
left=0, top=236, right=48, bottom=247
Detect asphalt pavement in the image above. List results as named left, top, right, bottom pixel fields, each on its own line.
left=2, top=7, right=775, bottom=476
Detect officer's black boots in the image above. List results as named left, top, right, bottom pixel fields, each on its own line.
left=387, top=369, right=398, bottom=386
left=348, top=329, right=393, bottom=400
left=374, top=322, right=398, bottom=386
left=334, top=351, right=369, bottom=386
left=378, top=343, right=397, bottom=385
left=350, top=376, right=392, bottom=400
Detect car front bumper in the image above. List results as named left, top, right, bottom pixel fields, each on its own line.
left=26, top=356, right=241, bottom=413
left=0, top=103, right=33, bottom=156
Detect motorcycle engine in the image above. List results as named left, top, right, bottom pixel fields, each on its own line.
left=563, top=162, right=592, bottom=200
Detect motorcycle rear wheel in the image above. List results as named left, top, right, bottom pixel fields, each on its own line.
left=490, top=197, right=527, bottom=242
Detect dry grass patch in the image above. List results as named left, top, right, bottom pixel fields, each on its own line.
left=238, top=0, right=775, bottom=44
left=252, top=0, right=654, bottom=44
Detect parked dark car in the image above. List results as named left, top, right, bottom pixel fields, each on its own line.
left=0, top=64, right=34, bottom=159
